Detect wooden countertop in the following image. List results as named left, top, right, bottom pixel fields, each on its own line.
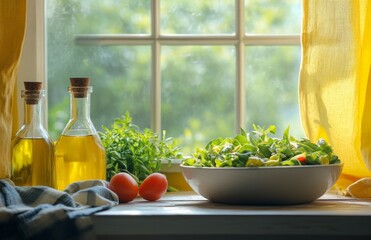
left=92, top=191, right=371, bottom=240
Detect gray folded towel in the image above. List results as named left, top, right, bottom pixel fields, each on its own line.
left=0, top=179, right=119, bottom=240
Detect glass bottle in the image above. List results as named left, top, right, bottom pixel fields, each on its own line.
left=11, top=82, right=55, bottom=187
left=54, top=78, right=106, bottom=190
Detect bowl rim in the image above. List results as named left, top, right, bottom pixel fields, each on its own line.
left=180, top=162, right=344, bottom=170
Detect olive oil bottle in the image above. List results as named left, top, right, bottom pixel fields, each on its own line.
left=54, top=78, right=106, bottom=190
left=11, top=82, right=55, bottom=187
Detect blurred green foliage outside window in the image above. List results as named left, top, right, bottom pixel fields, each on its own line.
left=46, top=0, right=302, bottom=155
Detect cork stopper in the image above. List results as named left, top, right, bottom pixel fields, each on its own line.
left=23, top=81, right=43, bottom=104
left=24, top=81, right=42, bottom=91
left=69, top=77, right=91, bottom=98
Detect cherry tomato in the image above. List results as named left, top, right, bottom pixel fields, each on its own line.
left=139, top=173, right=168, bottom=201
left=109, top=172, right=138, bottom=203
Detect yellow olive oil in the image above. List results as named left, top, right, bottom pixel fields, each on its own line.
left=11, top=137, right=55, bottom=187
left=54, top=134, right=106, bottom=190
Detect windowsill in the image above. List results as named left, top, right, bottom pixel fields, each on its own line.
left=92, top=191, right=371, bottom=240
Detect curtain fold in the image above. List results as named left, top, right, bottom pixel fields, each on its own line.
left=300, top=0, right=371, bottom=194
left=0, top=0, right=27, bottom=179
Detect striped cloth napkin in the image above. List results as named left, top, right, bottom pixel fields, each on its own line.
left=0, top=179, right=118, bottom=240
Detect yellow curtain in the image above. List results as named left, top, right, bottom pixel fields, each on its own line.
left=300, top=0, right=371, bottom=196
left=0, top=0, right=27, bottom=179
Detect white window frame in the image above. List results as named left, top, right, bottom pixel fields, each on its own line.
left=17, top=0, right=45, bottom=128
left=17, top=0, right=300, bottom=133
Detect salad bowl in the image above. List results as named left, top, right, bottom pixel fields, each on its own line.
left=180, top=163, right=343, bottom=205
left=181, top=125, right=343, bottom=204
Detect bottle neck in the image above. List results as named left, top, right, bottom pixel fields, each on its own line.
left=62, top=91, right=96, bottom=136
left=70, top=94, right=91, bottom=121
left=24, top=101, right=43, bottom=128
left=16, top=97, right=50, bottom=139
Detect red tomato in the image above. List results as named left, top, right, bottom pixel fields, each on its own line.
left=109, top=172, right=139, bottom=203
left=139, top=173, right=168, bottom=201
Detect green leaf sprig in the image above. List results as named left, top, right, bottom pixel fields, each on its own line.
left=100, top=112, right=183, bottom=183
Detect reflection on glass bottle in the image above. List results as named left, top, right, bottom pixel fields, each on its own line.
left=54, top=78, right=106, bottom=190
left=11, top=82, right=55, bottom=187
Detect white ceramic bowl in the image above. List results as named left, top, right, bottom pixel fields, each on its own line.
left=180, top=163, right=343, bottom=205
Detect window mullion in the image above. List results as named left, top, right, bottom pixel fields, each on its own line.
left=74, top=35, right=301, bottom=46
left=151, top=0, right=161, bottom=134
left=245, top=35, right=301, bottom=45
left=236, top=0, right=245, bottom=133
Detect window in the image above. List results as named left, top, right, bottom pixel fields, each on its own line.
left=46, top=0, right=302, bottom=155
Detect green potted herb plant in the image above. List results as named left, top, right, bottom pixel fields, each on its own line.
left=99, top=112, right=184, bottom=189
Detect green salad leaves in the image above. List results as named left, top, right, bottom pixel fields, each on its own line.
left=182, top=125, right=341, bottom=167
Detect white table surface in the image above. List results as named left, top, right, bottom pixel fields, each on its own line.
left=92, top=191, right=371, bottom=240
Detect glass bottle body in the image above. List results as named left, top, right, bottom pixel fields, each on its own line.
left=54, top=86, right=106, bottom=190
left=11, top=90, right=55, bottom=187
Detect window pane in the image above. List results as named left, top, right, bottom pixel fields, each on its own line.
left=161, top=46, right=235, bottom=154
left=47, top=44, right=151, bottom=140
left=46, top=0, right=151, bottom=34
left=245, top=46, right=304, bottom=137
left=245, top=0, right=302, bottom=34
left=161, top=0, right=235, bottom=34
